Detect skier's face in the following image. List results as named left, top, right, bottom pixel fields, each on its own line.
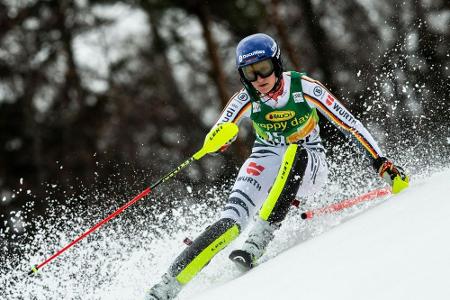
left=251, top=72, right=277, bottom=94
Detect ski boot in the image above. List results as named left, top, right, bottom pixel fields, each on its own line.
left=145, top=273, right=182, bottom=300
left=229, top=218, right=279, bottom=271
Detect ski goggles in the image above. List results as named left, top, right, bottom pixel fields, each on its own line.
left=241, top=59, right=274, bottom=82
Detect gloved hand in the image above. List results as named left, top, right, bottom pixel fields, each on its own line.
left=218, top=143, right=231, bottom=153
left=206, top=123, right=238, bottom=156
left=210, top=142, right=231, bottom=156
left=373, top=157, right=409, bottom=194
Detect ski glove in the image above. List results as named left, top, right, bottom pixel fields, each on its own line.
left=209, top=139, right=233, bottom=156
left=373, top=157, right=409, bottom=194
left=209, top=126, right=237, bottom=155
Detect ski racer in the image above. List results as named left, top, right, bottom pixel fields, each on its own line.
left=146, top=33, right=409, bottom=300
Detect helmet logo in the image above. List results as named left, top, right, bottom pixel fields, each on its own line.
left=271, top=43, right=277, bottom=53
left=239, top=50, right=266, bottom=63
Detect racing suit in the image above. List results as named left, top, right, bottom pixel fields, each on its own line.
left=159, top=71, right=383, bottom=287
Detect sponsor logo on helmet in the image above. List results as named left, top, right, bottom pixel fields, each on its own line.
left=272, top=43, right=280, bottom=59
left=271, top=43, right=277, bottom=53
left=265, top=111, right=295, bottom=122
left=239, top=50, right=266, bottom=63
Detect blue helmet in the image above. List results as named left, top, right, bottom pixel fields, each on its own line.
left=235, top=33, right=283, bottom=81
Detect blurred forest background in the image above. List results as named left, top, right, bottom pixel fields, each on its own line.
left=0, top=0, right=449, bottom=237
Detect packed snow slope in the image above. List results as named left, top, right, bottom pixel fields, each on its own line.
left=2, top=168, right=449, bottom=300
left=193, top=168, right=450, bottom=300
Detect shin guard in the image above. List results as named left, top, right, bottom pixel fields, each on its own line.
left=169, top=218, right=240, bottom=284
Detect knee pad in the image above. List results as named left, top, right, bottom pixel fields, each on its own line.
left=259, top=144, right=308, bottom=224
left=169, top=218, right=240, bottom=284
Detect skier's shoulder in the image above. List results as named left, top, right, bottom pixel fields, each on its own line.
left=215, top=88, right=251, bottom=124
left=298, top=73, right=323, bottom=86
left=291, top=74, right=327, bottom=101
left=284, top=71, right=322, bottom=87
left=283, top=70, right=307, bottom=79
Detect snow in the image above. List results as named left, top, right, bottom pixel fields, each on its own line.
left=192, top=169, right=450, bottom=300
left=2, top=168, right=450, bottom=299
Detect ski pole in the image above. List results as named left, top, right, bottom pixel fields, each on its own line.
left=28, top=122, right=239, bottom=275
left=300, top=187, right=391, bottom=220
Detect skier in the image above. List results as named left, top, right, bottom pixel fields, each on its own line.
left=145, top=33, right=409, bottom=299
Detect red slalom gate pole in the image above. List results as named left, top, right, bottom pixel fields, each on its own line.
left=28, top=187, right=152, bottom=275
left=300, top=187, right=392, bottom=220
